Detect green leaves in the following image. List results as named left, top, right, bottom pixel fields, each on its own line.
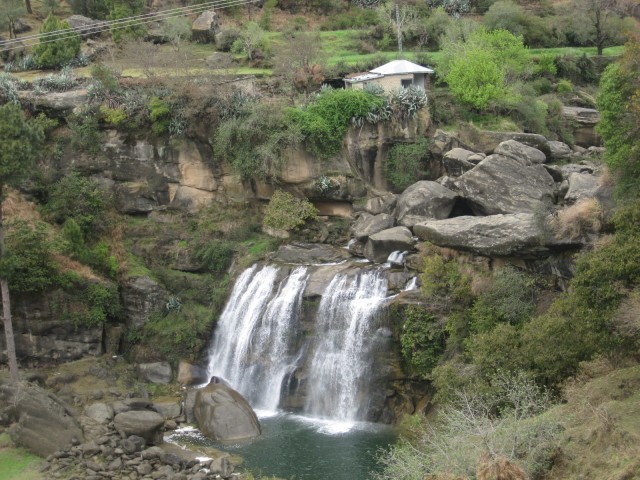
left=263, top=190, right=317, bottom=231
left=33, top=15, right=81, bottom=69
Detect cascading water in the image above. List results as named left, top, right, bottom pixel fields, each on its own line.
left=206, top=264, right=309, bottom=412
left=304, top=270, right=389, bottom=422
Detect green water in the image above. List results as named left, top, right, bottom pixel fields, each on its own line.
left=168, top=413, right=396, bottom=480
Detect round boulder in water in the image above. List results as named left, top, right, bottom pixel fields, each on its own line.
left=194, top=382, right=261, bottom=443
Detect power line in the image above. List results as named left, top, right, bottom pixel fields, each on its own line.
left=0, top=0, right=247, bottom=46
left=0, top=0, right=258, bottom=52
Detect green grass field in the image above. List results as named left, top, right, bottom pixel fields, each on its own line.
left=0, top=433, right=43, bottom=480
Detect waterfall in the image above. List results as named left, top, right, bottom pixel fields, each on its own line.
left=206, top=265, right=309, bottom=412
left=304, top=269, right=389, bottom=422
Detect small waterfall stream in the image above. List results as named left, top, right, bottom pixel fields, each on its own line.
left=305, top=270, right=389, bottom=422
left=206, top=262, right=390, bottom=424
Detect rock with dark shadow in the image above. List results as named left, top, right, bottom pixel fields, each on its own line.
left=364, top=226, right=415, bottom=263
left=194, top=382, right=261, bottom=443
left=394, top=181, right=458, bottom=227
left=113, top=411, right=165, bottom=445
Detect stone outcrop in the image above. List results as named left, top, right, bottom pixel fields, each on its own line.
left=454, top=153, right=555, bottom=215
left=0, top=382, right=84, bottom=457
left=120, top=276, right=166, bottom=329
left=562, top=107, right=601, bottom=147
left=18, top=89, right=89, bottom=115
left=136, top=361, right=173, bottom=384
left=365, top=193, right=398, bottom=215
left=443, top=148, right=476, bottom=177
left=364, top=226, right=415, bottom=263
left=457, top=127, right=551, bottom=157
left=65, top=15, right=106, bottom=37
left=191, top=10, right=220, bottom=42
left=84, top=402, right=114, bottom=425
left=177, top=361, right=209, bottom=386
left=413, top=214, right=576, bottom=257
left=564, top=172, right=600, bottom=204
left=493, top=140, right=546, bottom=165
left=394, top=181, right=458, bottom=227
left=193, top=382, right=261, bottom=442
left=352, top=213, right=395, bottom=241
left=113, top=411, right=165, bottom=445
left=548, top=141, right=572, bottom=161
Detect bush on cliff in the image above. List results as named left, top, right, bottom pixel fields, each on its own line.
left=33, top=15, right=81, bottom=69
left=263, top=191, right=318, bottom=231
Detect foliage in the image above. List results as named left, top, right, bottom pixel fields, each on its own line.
left=376, top=371, right=560, bottom=479
left=162, top=16, right=192, bottom=48
left=389, top=87, right=428, bottom=120
left=61, top=219, right=118, bottom=278
left=45, top=172, right=109, bottom=239
left=263, top=191, right=317, bottom=231
left=70, top=0, right=109, bottom=19
left=555, top=54, right=598, bottom=85
left=288, top=88, right=384, bottom=158
left=0, top=0, right=25, bottom=39
left=0, top=103, right=45, bottom=188
left=194, top=240, right=234, bottom=273
left=273, top=31, right=326, bottom=94
left=33, top=66, right=78, bottom=92
left=426, top=0, right=471, bottom=17
left=259, top=0, right=278, bottom=30
left=568, top=0, right=632, bottom=55
left=384, top=138, right=430, bottom=192
left=54, top=277, right=121, bottom=327
left=0, top=221, right=57, bottom=293
left=100, top=105, right=127, bottom=126
left=67, top=107, right=102, bottom=155
left=420, top=254, right=473, bottom=308
left=469, top=267, right=537, bottom=334
left=556, top=79, right=573, bottom=93
left=440, top=28, right=528, bottom=109
left=33, top=15, right=81, bottom=70
left=90, top=63, right=121, bottom=93
left=148, top=97, right=171, bottom=135
left=216, top=29, right=241, bottom=52
left=597, top=34, right=640, bottom=199
left=0, top=73, right=26, bottom=104
left=214, top=102, right=301, bottom=180
left=237, top=22, right=266, bottom=61
left=398, top=305, right=445, bottom=378
left=106, top=0, right=146, bottom=43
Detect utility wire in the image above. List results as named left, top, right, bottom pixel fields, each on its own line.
left=0, top=0, right=258, bottom=52
left=0, top=0, right=251, bottom=46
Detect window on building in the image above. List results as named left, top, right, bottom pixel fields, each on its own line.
left=401, top=79, right=413, bottom=88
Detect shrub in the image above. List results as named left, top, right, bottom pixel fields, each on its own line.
left=107, top=0, right=146, bottom=43
left=194, top=240, right=234, bottom=273
left=384, top=138, right=430, bottom=192
left=469, top=266, right=537, bottom=334
left=531, top=78, right=553, bottom=95
left=263, top=191, right=317, bottom=231
left=148, top=97, right=171, bottom=135
left=216, top=29, right=241, bottom=52
left=555, top=54, right=597, bottom=85
left=100, top=105, right=127, bottom=126
left=33, top=66, right=77, bottom=92
left=33, top=15, right=81, bottom=69
left=556, top=79, right=573, bottom=93
left=45, top=172, right=109, bottom=238
left=54, top=278, right=121, bottom=327
left=67, top=107, right=102, bottom=155
left=214, top=103, right=301, bottom=180
left=398, top=305, right=446, bottom=378
left=288, top=88, right=384, bottom=158
left=553, top=198, right=603, bottom=240
left=0, top=221, right=58, bottom=293
left=421, top=254, right=473, bottom=308
left=70, top=0, right=109, bottom=19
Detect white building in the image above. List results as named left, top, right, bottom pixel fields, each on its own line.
left=344, top=59, right=435, bottom=91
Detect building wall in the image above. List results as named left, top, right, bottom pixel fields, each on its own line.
left=347, top=73, right=431, bottom=91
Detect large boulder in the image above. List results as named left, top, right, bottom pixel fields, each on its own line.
left=442, top=148, right=476, bottom=176
left=454, top=154, right=556, bottom=215
left=17, top=89, right=89, bottom=116
left=562, top=107, right=601, bottom=147
left=177, top=360, right=209, bottom=386
left=65, top=15, right=106, bottom=37
left=191, top=10, right=220, bottom=43
left=193, top=383, right=261, bottom=442
left=353, top=213, right=395, bottom=241
left=394, top=181, right=458, bottom=227
left=365, top=194, right=398, bottom=215
left=493, top=140, right=546, bottom=165
left=413, top=214, right=571, bottom=257
left=113, top=411, right=165, bottom=445
left=84, top=402, right=114, bottom=425
left=364, top=226, right=415, bottom=263
left=137, top=362, right=172, bottom=384
left=564, top=172, right=600, bottom=204
left=548, top=141, right=572, bottom=161
left=458, top=127, right=551, bottom=157
left=0, top=382, right=84, bottom=457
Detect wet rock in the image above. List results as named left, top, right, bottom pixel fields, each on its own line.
left=177, top=361, right=208, bottom=386
left=194, top=382, right=261, bottom=442
left=394, top=181, right=458, bottom=227
left=364, top=227, right=415, bottom=263
left=273, top=243, right=350, bottom=264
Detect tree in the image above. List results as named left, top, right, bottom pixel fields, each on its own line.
left=569, top=0, right=630, bottom=55
left=597, top=31, right=640, bottom=198
left=33, top=15, right=81, bottom=69
left=106, top=0, right=146, bottom=43
left=439, top=28, right=528, bottom=109
left=0, top=0, right=25, bottom=39
left=273, top=31, right=325, bottom=96
left=237, top=22, right=265, bottom=61
left=0, top=103, right=44, bottom=382
left=377, top=2, right=419, bottom=53
left=162, top=16, right=192, bottom=50
left=69, top=0, right=109, bottom=20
